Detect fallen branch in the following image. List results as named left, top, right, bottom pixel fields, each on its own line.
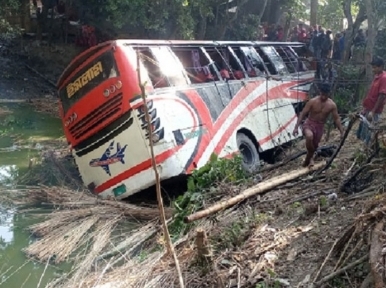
left=315, top=114, right=358, bottom=176
left=260, top=145, right=336, bottom=173
left=184, top=161, right=325, bottom=223
left=370, top=221, right=385, bottom=288
left=25, top=64, right=57, bottom=88
left=313, top=254, right=369, bottom=287
left=340, top=147, right=380, bottom=193
left=312, top=237, right=340, bottom=283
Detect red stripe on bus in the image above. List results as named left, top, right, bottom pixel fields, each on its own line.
left=95, top=80, right=307, bottom=194
left=191, top=81, right=302, bottom=168
left=94, top=147, right=181, bottom=193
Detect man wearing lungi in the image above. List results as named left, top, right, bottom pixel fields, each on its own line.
left=293, top=83, right=344, bottom=167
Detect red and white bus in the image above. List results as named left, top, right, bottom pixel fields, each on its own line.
left=57, top=40, right=314, bottom=199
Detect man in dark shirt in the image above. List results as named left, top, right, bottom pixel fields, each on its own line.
left=357, top=56, right=386, bottom=145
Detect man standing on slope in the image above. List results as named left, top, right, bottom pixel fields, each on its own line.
left=293, top=83, right=344, bottom=167
left=357, top=56, right=386, bottom=146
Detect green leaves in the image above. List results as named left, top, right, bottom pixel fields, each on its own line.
left=169, top=154, right=248, bottom=238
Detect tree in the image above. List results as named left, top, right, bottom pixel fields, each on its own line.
left=342, top=0, right=367, bottom=63
left=0, top=0, right=21, bottom=35
left=318, top=0, right=345, bottom=31
left=310, top=0, right=318, bottom=26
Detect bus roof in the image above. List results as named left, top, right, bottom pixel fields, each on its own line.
left=115, top=39, right=305, bottom=47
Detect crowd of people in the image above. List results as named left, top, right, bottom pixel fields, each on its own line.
left=258, top=23, right=368, bottom=62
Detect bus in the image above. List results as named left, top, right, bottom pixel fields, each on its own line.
left=57, top=39, right=315, bottom=199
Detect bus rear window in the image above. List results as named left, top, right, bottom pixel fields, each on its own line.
left=59, top=50, right=119, bottom=113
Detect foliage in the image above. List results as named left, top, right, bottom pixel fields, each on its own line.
left=169, top=154, right=247, bottom=238
left=318, top=0, right=345, bottom=31
left=374, top=29, right=386, bottom=59
left=332, top=64, right=364, bottom=114
left=227, top=14, right=260, bottom=40
left=0, top=0, right=21, bottom=36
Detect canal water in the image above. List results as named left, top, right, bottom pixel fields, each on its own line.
left=0, top=102, right=66, bottom=288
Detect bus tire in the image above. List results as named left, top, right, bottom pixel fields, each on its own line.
left=236, top=133, right=260, bottom=173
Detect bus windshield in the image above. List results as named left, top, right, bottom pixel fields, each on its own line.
left=59, top=50, right=119, bottom=113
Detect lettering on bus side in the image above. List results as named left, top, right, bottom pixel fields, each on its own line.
left=66, top=62, right=103, bottom=98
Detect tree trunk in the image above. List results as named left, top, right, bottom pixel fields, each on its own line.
left=283, top=12, right=292, bottom=41
left=342, top=2, right=367, bottom=63
left=258, top=0, right=268, bottom=20
left=196, top=11, right=207, bottom=40
left=364, top=0, right=376, bottom=81
left=310, top=0, right=318, bottom=27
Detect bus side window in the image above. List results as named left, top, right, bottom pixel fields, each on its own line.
left=149, top=46, right=190, bottom=87
left=258, top=46, right=288, bottom=76
left=227, top=46, right=247, bottom=80
left=136, top=48, right=169, bottom=88
left=288, top=46, right=310, bottom=71
left=206, top=47, right=237, bottom=81
left=239, top=46, right=266, bottom=78
left=274, top=47, right=296, bottom=73
left=200, top=47, right=222, bottom=82
left=172, top=48, right=215, bottom=84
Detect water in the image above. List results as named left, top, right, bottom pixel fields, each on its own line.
left=0, top=102, right=65, bottom=288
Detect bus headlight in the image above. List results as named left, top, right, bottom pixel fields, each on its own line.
left=109, top=85, right=116, bottom=93
left=115, top=81, right=122, bottom=89
left=103, top=89, right=110, bottom=97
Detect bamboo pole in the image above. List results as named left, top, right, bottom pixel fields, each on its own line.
left=184, top=161, right=325, bottom=223
left=136, top=52, right=185, bottom=288
left=315, top=114, right=358, bottom=176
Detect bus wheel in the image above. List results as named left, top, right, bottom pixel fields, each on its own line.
left=236, top=133, right=260, bottom=173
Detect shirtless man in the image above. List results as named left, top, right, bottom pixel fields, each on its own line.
left=293, top=83, right=344, bottom=167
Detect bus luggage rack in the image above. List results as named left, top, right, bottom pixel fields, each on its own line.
left=70, top=93, right=123, bottom=140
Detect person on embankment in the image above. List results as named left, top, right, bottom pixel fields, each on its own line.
left=293, top=83, right=344, bottom=167
left=357, top=56, right=386, bottom=146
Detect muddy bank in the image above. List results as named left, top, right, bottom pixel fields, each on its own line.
left=0, top=37, right=80, bottom=102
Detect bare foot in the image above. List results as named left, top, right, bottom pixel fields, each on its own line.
left=303, top=155, right=311, bottom=167
left=308, top=158, right=315, bottom=168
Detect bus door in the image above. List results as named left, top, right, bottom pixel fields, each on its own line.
left=256, top=45, right=296, bottom=146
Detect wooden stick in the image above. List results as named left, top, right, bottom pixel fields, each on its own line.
left=136, top=53, right=185, bottom=288
left=312, top=237, right=340, bottom=283
left=25, top=64, right=57, bottom=88
left=184, top=161, right=325, bottom=223
left=315, top=115, right=358, bottom=176
left=370, top=222, right=385, bottom=288
left=313, top=254, right=369, bottom=287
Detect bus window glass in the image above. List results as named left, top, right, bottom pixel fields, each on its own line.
left=283, top=46, right=308, bottom=72
left=59, top=50, right=118, bottom=113
left=239, top=46, right=266, bottom=77
left=149, top=46, right=190, bottom=87
left=172, top=47, right=215, bottom=84
left=274, top=46, right=296, bottom=73
left=137, top=48, right=168, bottom=88
left=204, top=46, right=235, bottom=80
left=226, top=46, right=247, bottom=80
left=259, top=46, right=288, bottom=75
left=289, top=46, right=311, bottom=71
